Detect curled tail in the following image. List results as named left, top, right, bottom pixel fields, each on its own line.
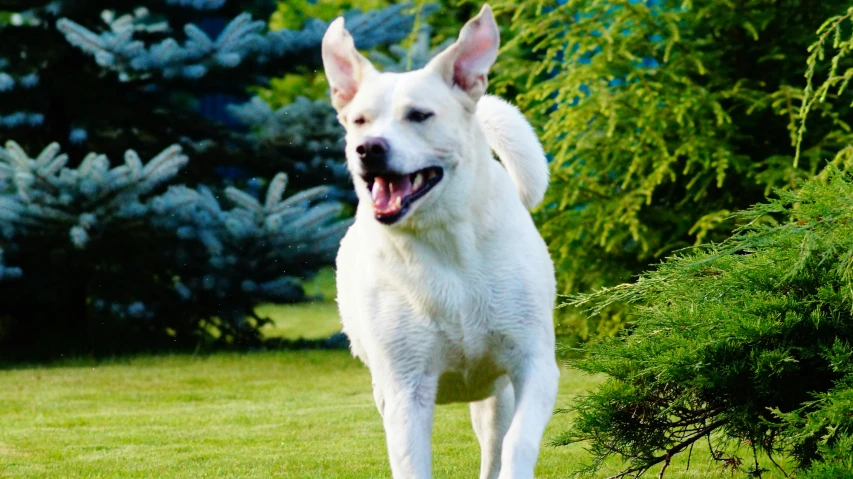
left=476, top=95, right=549, bottom=210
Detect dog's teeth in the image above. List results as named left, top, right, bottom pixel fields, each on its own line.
left=412, top=172, right=424, bottom=191
left=395, top=196, right=402, bottom=208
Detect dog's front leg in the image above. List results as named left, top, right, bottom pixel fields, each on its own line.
left=379, top=374, right=438, bottom=479
left=471, top=376, right=514, bottom=479
left=499, top=354, right=559, bottom=479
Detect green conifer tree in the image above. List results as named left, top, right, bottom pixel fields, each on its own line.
left=561, top=9, right=853, bottom=476
left=493, top=0, right=853, bottom=339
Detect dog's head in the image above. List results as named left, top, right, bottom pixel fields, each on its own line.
left=321, top=5, right=499, bottom=227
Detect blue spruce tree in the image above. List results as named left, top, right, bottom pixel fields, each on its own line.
left=0, top=1, right=426, bottom=357
left=0, top=1, right=423, bottom=187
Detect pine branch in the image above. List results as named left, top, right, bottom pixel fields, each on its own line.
left=164, top=0, right=226, bottom=10
left=604, top=420, right=727, bottom=479
left=0, top=141, right=188, bottom=247
left=150, top=174, right=350, bottom=306
left=57, top=3, right=434, bottom=80
left=795, top=8, right=853, bottom=166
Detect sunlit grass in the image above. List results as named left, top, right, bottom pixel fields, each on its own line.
left=0, top=266, right=791, bottom=478
left=0, top=350, right=792, bottom=478
left=0, top=351, right=603, bottom=478
left=257, top=268, right=341, bottom=340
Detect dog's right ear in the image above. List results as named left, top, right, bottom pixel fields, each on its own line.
left=322, top=18, right=376, bottom=111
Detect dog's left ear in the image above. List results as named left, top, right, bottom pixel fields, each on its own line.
left=426, top=4, right=499, bottom=101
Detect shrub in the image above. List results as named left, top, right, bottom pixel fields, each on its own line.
left=563, top=168, right=853, bottom=477
left=494, top=0, right=853, bottom=339
left=560, top=9, right=853, bottom=475
left=0, top=141, right=349, bottom=357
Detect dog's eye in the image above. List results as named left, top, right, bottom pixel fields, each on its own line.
left=406, top=110, right=434, bottom=123
left=353, top=116, right=367, bottom=126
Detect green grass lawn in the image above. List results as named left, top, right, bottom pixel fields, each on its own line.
left=257, top=268, right=342, bottom=340
left=0, top=351, right=789, bottom=478
left=0, top=351, right=590, bottom=479
left=0, top=269, right=790, bottom=478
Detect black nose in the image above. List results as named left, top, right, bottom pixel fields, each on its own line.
left=356, top=137, right=389, bottom=170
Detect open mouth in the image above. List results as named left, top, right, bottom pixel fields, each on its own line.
left=362, top=167, right=444, bottom=225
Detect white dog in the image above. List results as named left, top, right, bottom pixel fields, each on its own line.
left=322, top=5, right=559, bottom=478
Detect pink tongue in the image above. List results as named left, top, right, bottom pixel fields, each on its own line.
left=371, top=175, right=412, bottom=214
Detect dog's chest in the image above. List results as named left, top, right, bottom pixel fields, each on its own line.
left=391, top=266, right=505, bottom=403
left=376, top=245, right=499, bottom=361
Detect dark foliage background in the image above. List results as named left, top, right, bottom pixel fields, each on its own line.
left=0, top=0, right=428, bottom=357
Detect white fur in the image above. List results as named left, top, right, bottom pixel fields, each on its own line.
left=476, top=96, right=549, bottom=210
left=324, top=5, right=558, bottom=479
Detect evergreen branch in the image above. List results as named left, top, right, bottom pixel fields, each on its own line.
left=224, top=187, right=263, bottom=215
left=794, top=8, right=853, bottom=166
left=149, top=174, right=349, bottom=318
left=57, top=3, right=433, bottom=79
left=604, top=419, right=727, bottom=479
left=765, top=450, right=790, bottom=477
left=275, top=185, right=333, bottom=211
left=264, top=173, right=288, bottom=211
left=165, top=0, right=226, bottom=10
left=0, top=141, right=187, bottom=246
